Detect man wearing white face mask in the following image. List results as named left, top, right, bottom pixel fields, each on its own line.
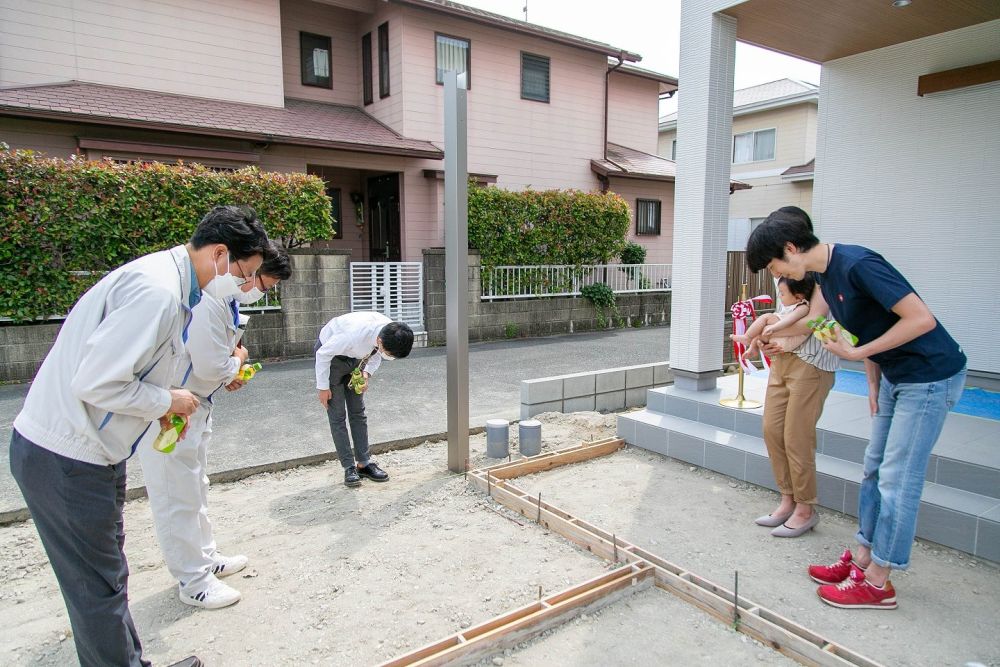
left=138, top=241, right=290, bottom=610
left=315, top=312, right=414, bottom=487
left=10, top=205, right=267, bottom=667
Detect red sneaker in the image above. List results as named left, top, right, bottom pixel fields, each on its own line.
left=808, top=548, right=857, bottom=584
left=817, top=566, right=897, bottom=610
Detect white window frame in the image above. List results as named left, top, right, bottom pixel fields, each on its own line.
left=670, top=139, right=677, bottom=161
left=732, top=127, right=776, bottom=164
left=435, top=33, right=471, bottom=88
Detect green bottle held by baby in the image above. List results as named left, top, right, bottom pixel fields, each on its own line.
left=237, top=362, right=262, bottom=381
left=152, top=414, right=186, bottom=454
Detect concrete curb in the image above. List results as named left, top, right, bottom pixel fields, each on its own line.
left=0, top=426, right=486, bottom=527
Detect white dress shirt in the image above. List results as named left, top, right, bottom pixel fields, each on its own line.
left=315, top=312, right=392, bottom=390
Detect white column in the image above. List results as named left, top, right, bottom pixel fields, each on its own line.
left=669, top=7, right=737, bottom=391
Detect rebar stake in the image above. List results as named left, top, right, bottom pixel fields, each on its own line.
left=733, top=570, right=740, bottom=630
left=536, top=493, right=542, bottom=524
left=613, top=533, right=618, bottom=563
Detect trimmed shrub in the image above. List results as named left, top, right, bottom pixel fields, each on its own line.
left=0, top=147, right=334, bottom=322
left=469, top=186, right=630, bottom=269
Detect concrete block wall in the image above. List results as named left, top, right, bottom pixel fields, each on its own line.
left=520, top=362, right=672, bottom=419
left=424, top=249, right=672, bottom=346
left=0, top=250, right=352, bottom=383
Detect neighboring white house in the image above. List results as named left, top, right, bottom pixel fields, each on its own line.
left=658, top=78, right=818, bottom=251
left=670, top=2, right=999, bottom=389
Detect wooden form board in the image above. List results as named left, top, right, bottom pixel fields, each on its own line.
left=467, top=441, right=884, bottom=667
left=474, top=437, right=625, bottom=480
left=378, top=562, right=653, bottom=667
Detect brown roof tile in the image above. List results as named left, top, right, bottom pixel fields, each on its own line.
left=781, top=158, right=815, bottom=177
left=0, top=81, right=442, bottom=159
left=592, top=142, right=750, bottom=192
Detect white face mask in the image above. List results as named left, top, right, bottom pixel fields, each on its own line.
left=235, top=286, right=264, bottom=305
left=378, top=343, right=395, bottom=361
left=204, top=254, right=242, bottom=300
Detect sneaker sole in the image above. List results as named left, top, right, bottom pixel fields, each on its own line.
left=809, top=574, right=848, bottom=585
left=344, top=479, right=362, bottom=488
left=358, top=474, right=389, bottom=482
left=213, top=562, right=248, bottom=578
left=818, top=596, right=897, bottom=610
left=179, top=594, right=241, bottom=610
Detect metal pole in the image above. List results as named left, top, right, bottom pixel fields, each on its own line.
left=444, top=70, right=470, bottom=473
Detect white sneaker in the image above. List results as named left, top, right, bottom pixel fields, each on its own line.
left=211, top=553, right=248, bottom=578
left=179, top=577, right=241, bottom=610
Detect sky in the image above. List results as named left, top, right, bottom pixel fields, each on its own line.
left=453, top=0, right=822, bottom=116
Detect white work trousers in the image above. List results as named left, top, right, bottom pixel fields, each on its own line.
left=137, top=401, right=217, bottom=595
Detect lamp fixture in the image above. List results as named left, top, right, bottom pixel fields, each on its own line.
left=892, top=0, right=911, bottom=7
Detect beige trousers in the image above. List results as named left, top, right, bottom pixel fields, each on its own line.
left=762, top=353, right=835, bottom=504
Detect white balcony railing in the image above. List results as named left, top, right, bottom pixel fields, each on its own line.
left=480, top=264, right=672, bottom=301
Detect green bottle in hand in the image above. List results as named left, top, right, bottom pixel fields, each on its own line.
left=348, top=367, right=366, bottom=394
left=237, top=362, right=262, bottom=381
left=152, top=414, right=186, bottom=454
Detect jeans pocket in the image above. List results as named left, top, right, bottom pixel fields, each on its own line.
left=57, top=453, right=112, bottom=479
left=945, top=369, right=967, bottom=409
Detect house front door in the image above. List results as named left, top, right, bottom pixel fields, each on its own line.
left=367, top=173, right=401, bottom=262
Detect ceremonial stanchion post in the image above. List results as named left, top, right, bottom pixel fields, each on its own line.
left=720, top=282, right=763, bottom=409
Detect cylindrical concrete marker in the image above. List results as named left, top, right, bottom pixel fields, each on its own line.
left=485, top=419, right=509, bottom=458
left=518, top=419, right=542, bottom=457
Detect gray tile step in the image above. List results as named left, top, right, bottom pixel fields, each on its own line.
left=617, top=409, right=1000, bottom=564
left=645, top=382, right=1000, bottom=500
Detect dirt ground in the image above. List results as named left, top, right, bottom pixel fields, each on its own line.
left=0, top=411, right=997, bottom=667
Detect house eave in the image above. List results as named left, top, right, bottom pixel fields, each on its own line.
left=658, top=89, right=817, bottom=133
left=0, top=107, right=444, bottom=160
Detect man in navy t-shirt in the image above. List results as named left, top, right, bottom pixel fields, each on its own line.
left=747, top=214, right=966, bottom=611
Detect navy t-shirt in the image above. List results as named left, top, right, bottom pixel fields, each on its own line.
left=817, top=244, right=965, bottom=384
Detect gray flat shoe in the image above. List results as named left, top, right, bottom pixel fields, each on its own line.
left=771, top=512, right=820, bottom=538
left=754, top=509, right=794, bottom=527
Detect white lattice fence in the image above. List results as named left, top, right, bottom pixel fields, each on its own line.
left=350, top=262, right=425, bottom=333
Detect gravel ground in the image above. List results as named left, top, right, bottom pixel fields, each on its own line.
left=1, top=411, right=995, bottom=667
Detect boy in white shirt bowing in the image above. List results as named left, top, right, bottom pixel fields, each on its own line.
left=314, top=312, right=414, bottom=487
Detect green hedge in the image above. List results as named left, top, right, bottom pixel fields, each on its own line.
left=469, top=186, right=630, bottom=268
left=0, top=148, right=334, bottom=322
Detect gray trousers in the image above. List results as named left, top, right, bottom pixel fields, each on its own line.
left=9, top=429, right=149, bottom=667
left=325, top=356, right=371, bottom=469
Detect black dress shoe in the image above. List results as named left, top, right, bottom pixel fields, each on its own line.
left=167, top=657, right=203, bottom=667
left=344, top=466, right=362, bottom=487
left=357, top=462, right=389, bottom=482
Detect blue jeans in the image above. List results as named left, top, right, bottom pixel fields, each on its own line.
left=856, top=367, right=966, bottom=569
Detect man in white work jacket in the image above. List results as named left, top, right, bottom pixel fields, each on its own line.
left=9, top=206, right=268, bottom=667
left=315, top=312, right=414, bottom=487
left=139, top=242, right=291, bottom=610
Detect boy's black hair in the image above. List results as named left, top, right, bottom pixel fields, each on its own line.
left=782, top=274, right=816, bottom=301
left=260, top=241, right=292, bottom=280
left=746, top=213, right=820, bottom=273
left=379, top=322, right=414, bottom=358
left=190, top=205, right=268, bottom=260
left=775, top=206, right=813, bottom=232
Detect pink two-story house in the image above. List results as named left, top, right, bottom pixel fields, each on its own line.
left=0, top=0, right=679, bottom=264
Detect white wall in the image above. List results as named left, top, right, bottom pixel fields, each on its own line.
left=813, top=19, right=1000, bottom=374
left=0, top=0, right=285, bottom=107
